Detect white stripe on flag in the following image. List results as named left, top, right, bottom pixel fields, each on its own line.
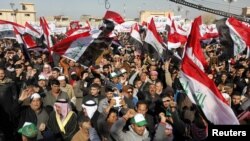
left=63, top=36, right=93, bottom=61
left=179, top=71, right=239, bottom=125
left=131, top=29, right=142, bottom=44
left=145, top=29, right=164, bottom=56
left=226, top=19, right=246, bottom=56
left=167, top=41, right=181, bottom=50
left=179, top=54, right=239, bottom=125
left=185, top=47, right=205, bottom=71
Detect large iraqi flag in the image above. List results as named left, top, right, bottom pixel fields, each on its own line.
left=52, top=31, right=93, bottom=61
left=0, top=19, right=24, bottom=39
left=179, top=54, right=239, bottom=125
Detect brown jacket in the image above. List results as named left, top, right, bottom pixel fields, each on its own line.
left=71, top=129, right=89, bottom=141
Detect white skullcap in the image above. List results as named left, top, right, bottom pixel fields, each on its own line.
left=30, top=93, right=41, bottom=100
left=57, top=76, right=66, bottom=81
left=38, top=75, right=46, bottom=80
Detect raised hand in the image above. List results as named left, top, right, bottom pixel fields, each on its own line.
left=159, top=112, right=167, bottom=123
left=164, top=58, right=172, bottom=71
left=19, top=88, right=32, bottom=101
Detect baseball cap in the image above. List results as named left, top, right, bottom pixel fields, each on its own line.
left=120, top=68, right=127, bottom=74
left=18, top=122, right=38, bottom=138
left=130, top=113, right=147, bottom=126
left=110, top=72, right=118, bottom=78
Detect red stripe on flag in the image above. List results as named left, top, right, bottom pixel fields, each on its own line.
left=103, top=10, right=125, bottom=24
left=148, top=18, right=163, bottom=44
left=185, top=16, right=208, bottom=69
left=25, top=22, right=40, bottom=35
left=23, top=34, right=37, bottom=48
left=228, top=17, right=250, bottom=47
left=0, top=19, right=24, bottom=28
left=181, top=55, right=228, bottom=105
left=52, top=32, right=90, bottom=55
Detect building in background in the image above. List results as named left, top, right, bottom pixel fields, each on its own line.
left=45, top=15, right=71, bottom=27
left=139, top=10, right=173, bottom=23
left=242, top=7, right=250, bottom=17
left=0, top=3, right=36, bottom=25
left=80, top=15, right=102, bottom=28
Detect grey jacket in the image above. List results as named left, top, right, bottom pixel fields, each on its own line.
left=154, top=123, right=174, bottom=141
left=110, top=118, right=151, bottom=141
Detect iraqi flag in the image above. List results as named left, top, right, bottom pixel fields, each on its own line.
left=13, top=26, right=24, bottom=44
left=129, top=23, right=143, bottom=53
left=0, top=19, right=25, bottom=39
left=66, top=27, right=91, bottom=37
left=22, top=34, right=37, bottom=48
left=103, top=10, right=125, bottom=24
left=144, top=18, right=165, bottom=59
left=40, top=17, right=53, bottom=48
left=167, top=20, right=187, bottom=50
left=52, top=31, right=93, bottom=62
left=69, top=21, right=81, bottom=30
left=225, top=17, right=250, bottom=56
left=184, top=16, right=208, bottom=71
left=13, top=27, right=31, bottom=60
left=25, top=22, right=42, bottom=38
left=179, top=54, right=239, bottom=125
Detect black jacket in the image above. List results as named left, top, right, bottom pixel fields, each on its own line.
left=0, top=79, right=18, bottom=140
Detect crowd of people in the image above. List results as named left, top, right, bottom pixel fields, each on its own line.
left=0, top=26, right=249, bottom=141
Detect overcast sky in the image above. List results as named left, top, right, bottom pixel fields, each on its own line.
left=1, top=0, right=250, bottom=20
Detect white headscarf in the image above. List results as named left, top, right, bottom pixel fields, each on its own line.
left=82, top=100, right=97, bottom=119
left=54, top=99, right=71, bottom=121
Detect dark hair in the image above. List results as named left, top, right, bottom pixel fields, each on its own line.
left=15, top=64, right=23, bottom=69
left=52, top=67, right=60, bottom=72
left=71, top=74, right=80, bottom=81
left=25, top=64, right=33, bottom=68
left=49, top=79, right=60, bottom=86
left=105, top=86, right=114, bottom=93
left=136, top=100, right=148, bottom=109
left=155, top=80, right=163, bottom=86
left=80, top=70, right=88, bottom=77
left=90, top=83, right=101, bottom=89
left=0, top=68, right=5, bottom=72
left=106, top=108, right=118, bottom=121
left=232, top=91, right=241, bottom=96
left=77, top=115, right=90, bottom=127
left=103, top=64, right=110, bottom=70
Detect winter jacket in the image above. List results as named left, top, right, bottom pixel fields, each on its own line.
left=110, top=118, right=151, bottom=141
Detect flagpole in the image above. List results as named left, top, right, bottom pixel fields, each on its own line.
left=123, top=2, right=126, bottom=19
